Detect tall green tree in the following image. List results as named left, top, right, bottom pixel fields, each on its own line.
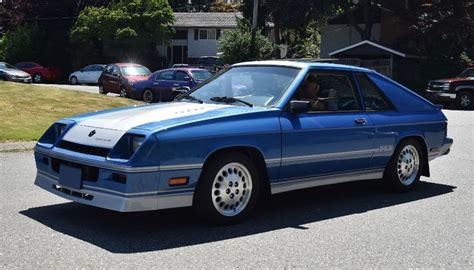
left=70, top=0, right=174, bottom=67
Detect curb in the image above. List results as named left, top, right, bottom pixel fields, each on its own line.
left=0, top=141, right=37, bottom=153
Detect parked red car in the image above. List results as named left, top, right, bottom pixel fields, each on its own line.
left=98, top=63, right=151, bottom=97
left=14, top=62, right=61, bottom=83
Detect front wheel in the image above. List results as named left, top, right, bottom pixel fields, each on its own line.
left=98, top=84, right=107, bottom=95
left=456, top=91, right=473, bottom=110
left=384, top=139, right=423, bottom=191
left=193, top=152, right=260, bottom=224
left=119, top=87, right=128, bottom=98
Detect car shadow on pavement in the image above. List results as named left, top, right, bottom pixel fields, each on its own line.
left=20, top=180, right=456, bottom=254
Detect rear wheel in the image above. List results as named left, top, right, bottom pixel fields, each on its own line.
left=142, top=89, right=155, bottom=103
left=194, top=152, right=260, bottom=224
left=70, top=76, right=78, bottom=85
left=33, top=73, right=43, bottom=83
left=456, top=91, right=473, bottom=110
left=384, top=139, right=423, bottom=191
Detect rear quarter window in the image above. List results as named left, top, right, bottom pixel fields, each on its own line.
left=367, top=73, right=436, bottom=112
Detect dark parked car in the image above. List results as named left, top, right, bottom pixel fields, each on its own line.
left=98, top=63, right=151, bottom=97
left=0, top=62, right=31, bottom=83
left=198, top=56, right=225, bottom=73
left=425, top=68, right=474, bottom=109
left=130, top=68, right=213, bottom=103
left=14, top=62, right=61, bottom=83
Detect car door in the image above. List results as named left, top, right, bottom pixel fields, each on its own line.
left=153, top=70, right=175, bottom=101
left=279, top=70, right=376, bottom=182
left=79, top=65, right=93, bottom=83
left=174, top=70, right=193, bottom=88
left=101, top=65, right=121, bottom=93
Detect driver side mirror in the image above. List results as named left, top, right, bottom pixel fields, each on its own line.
left=289, top=100, right=310, bottom=113
left=183, top=76, right=191, bottom=81
left=112, top=72, right=120, bottom=77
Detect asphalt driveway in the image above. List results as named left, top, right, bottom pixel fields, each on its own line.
left=0, top=109, right=472, bottom=268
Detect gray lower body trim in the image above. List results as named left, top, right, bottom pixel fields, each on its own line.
left=35, top=172, right=194, bottom=212
left=270, top=169, right=385, bottom=194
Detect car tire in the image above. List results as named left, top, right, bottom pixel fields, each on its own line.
left=455, top=91, right=473, bottom=110
left=193, top=152, right=260, bottom=225
left=119, top=87, right=128, bottom=98
left=384, top=138, right=424, bottom=191
left=33, top=73, right=43, bottom=83
left=98, top=84, right=107, bottom=95
left=70, top=76, right=78, bottom=85
left=142, top=89, right=155, bottom=103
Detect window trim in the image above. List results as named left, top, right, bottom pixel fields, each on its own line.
left=353, top=72, right=397, bottom=112
left=285, top=69, right=364, bottom=114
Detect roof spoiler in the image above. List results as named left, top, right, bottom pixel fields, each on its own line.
left=435, top=104, right=443, bottom=110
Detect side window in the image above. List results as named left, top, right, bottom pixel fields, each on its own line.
left=112, top=65, right=120, bottom=75
left=158, top=70, right=174, bottom=80
left=295, top=71, right=360, bottom=112
left=175, top=71, right=189, bottom=81
left=81, top=65, right=93, bottom=72
left=355, top=73, right=393, bottom=111
left=15, top=63, right=24, bottom=68
left=92, top=65, right=104, bottom=72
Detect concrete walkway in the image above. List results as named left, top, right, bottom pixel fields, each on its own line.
left=0, top=141, right=36, bottom=152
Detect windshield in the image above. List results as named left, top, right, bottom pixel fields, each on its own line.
left=0, top=63, right=17, bottom=70
left=191, top=70, right=213, bottom=81
left=459, top=69, right=474, bottom=78
left=184, top=66, right=300, bottom=107
left=121, top=65, right=151, bottom=76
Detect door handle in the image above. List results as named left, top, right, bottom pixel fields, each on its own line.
left=355, top=118, right=367, bottom=124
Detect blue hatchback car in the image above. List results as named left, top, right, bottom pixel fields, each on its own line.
left=34, top=60, right=452, bottom=224
left=130, top=68, right=213, bottom=103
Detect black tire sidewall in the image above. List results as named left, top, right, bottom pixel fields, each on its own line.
left=70, top=76, right=77, bottom=85
left=384, top=138, right=423, bottom=191
left=194, top=152, right=260, bottom=224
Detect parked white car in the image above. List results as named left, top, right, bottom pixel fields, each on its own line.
left=69, top=64, right=105, bottom=85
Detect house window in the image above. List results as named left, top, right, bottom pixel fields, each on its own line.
left=173, top=30, right=188, bottom=40
left=198, top=29, right=218, bottom=40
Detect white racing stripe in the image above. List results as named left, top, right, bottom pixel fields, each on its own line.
left=62, top=102, right=229, bottom=148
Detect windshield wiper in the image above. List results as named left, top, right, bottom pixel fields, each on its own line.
left=210, top=96, right=253, bottom=107
left=179, top=95, right=203, bottom=104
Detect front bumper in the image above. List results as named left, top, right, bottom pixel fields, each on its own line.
left=7, top=76, right=32, bottom=83
left=426, top=90, right=456, bottom=103
left=34, top=145, right=195, bottom=212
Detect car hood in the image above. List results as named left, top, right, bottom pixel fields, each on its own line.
left=1, top=68, right=30, bottom=77
left=62, top=102, right=268, bottom=148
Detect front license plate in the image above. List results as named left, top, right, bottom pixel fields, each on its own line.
left=58, top=164, right=82, bottom=189
left=24, top=79, right=29, bottom=82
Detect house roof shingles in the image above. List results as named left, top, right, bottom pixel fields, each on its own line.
left=173, top=12, right=242, bottom=28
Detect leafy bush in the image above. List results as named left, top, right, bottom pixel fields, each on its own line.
left=218, top=21, right=274, bottom=64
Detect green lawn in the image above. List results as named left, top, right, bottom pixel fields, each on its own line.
left=0, top=82, right=142, bottom=142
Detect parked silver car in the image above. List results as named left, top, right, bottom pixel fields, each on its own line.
left=0, top=62, right=32, bottom=83
left=69, top=64, right=105, bottom=85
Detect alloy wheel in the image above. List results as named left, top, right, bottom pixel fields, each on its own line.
left=211, top=162, right=253, bottom=217
left=397, top=145, right=420, bottom=186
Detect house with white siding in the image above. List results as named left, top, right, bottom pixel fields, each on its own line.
left=159, top=12, right=242, bottom=66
